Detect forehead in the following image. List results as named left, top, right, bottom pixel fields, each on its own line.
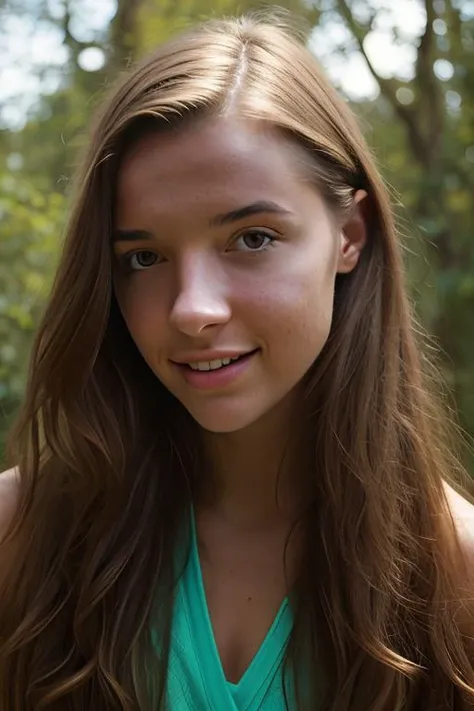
left=115, top=117, right=315, bottom=225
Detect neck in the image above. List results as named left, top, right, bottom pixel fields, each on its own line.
left=197, top=395, right=304, bottom=528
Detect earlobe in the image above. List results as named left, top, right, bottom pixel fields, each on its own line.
left=337, top=189, right=369, bottom=274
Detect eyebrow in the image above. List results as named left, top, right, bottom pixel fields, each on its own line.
left=112, top=200, right=293, bottom=243
left=209, top=200, right=293, bottom=227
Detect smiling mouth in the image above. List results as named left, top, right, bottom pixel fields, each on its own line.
left=183, top=349, right=258, bottom=372
left=187, top=356, right=241, bottom=371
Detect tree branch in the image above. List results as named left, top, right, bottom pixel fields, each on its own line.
left=415, top=0, right=444, bottom=162
left=108, top=0, right=145, bottom=74
left=334, top=0, right=431, bottom=168
left=444, top=0, right=463, bottom=49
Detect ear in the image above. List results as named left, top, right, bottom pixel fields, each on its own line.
left=336, top=189, right=369, bottom=274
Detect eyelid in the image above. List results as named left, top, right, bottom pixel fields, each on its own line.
left=229, top=228, right=278, bottom=249
left=117, top=248, right=163, bottom=271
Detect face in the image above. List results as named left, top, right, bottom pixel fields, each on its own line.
left=112, top=116, right=365, bottom=433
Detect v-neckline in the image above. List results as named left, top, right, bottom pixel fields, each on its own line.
left=184, top=508, right=293, bottom=710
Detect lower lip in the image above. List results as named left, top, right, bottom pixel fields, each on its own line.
left=174, top=351, right=258, bottom=390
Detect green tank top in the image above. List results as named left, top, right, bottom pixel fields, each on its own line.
left=165, top=510, right=295, bottom=710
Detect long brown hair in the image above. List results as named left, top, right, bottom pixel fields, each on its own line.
left=1, top=11, right=473, bottom=711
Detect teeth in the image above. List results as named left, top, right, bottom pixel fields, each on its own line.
left=189, top=355, right=241, bottom=371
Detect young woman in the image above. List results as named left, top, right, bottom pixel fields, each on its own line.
left=0, top=12, right=473, bottom=711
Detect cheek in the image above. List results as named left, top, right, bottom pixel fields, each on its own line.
left=114, top=276, right=168, bottom=349
left=242, top=249, right=337, bottom=347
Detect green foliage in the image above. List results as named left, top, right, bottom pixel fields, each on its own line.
left=0, top=172, right=65, bottom=457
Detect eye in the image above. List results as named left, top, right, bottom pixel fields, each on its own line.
left=123, top=250, right=160, bottom=271
left=232, top=230, right=275, bottom=252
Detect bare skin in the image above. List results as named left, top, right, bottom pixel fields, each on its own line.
left=194, top=504, right=301, bottom=682
left=191, top=398, right=304, bottom=680
left=0, top=467, right=20, bottom=585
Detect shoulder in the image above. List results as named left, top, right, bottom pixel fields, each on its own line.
left=443, top=481, right=474, bottom=633
left=0, top=467, right=21, bottom=587
left=443, top=480, right=474, bottom=561
left=0, top=467, right=20, bottom=541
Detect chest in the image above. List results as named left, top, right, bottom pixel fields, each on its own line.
left=196, top=521, right=295, bottom=684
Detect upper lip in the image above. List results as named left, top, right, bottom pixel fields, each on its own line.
left=170, top=349, right=256, bottom=365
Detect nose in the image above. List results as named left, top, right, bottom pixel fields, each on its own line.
left=169, top=256, right=231, bottom=337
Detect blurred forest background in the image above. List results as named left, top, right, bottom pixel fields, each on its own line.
left=0, top=0, right=473, bottom=468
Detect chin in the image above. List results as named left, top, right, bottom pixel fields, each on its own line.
left=183, top=391, right=296, bottom=435
left=183, top=401, right=268, bottom=435
left=189, top=413, right=256, bottom=434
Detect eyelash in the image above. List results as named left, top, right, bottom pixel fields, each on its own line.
left=118, top=230, right=277, bottom=272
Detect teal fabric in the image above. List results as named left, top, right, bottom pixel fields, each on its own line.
left=165, top=511, right=295, bottom=710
